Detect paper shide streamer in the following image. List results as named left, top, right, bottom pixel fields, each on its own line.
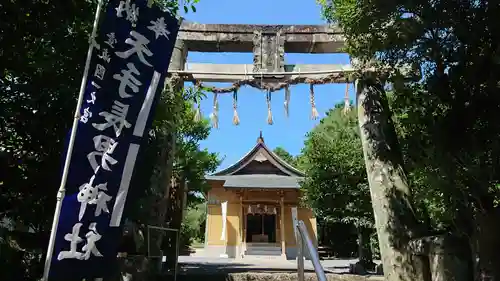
left=192, top=77, right=355, bottom=127
left=194, top=102, right=202, bottom=122
left=232, top=89, right=240, bottom=125
left=209, top=93, right=219, bottom=128
left=343, top=83, right=351, bottom=115
left=284, top=85, right=290, bottom=118
left=309, top=84, right=319, bottom=120
left=266, top=89, right=273, bottom=125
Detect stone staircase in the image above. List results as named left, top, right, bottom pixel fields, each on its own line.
left=244, top=243, right=283, bottom=259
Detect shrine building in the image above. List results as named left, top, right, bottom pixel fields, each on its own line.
left=203, top=132, right=317, bottom=259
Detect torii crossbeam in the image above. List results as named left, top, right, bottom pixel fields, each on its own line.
left=168, top=22, right=351, bottom=84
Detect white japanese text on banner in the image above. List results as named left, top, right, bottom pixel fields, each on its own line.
left=49, top=0, right=179, bottom=279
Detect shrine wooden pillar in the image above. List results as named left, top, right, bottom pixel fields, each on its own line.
left=243, top=205, right=247, bottom=251
left=239, top=194, right=244, bottom=258
left=280, top=192, right=286, bottom=257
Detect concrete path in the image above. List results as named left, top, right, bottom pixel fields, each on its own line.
left=178, top=255, right=371, bottom=274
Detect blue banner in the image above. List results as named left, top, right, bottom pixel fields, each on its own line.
left=49, top=0, right=179, bottom=279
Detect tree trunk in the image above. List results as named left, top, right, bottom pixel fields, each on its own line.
left=146, top=130, right=176, bottom=259
left=358, top=226, right=375, bottom=270
left=356, top=77, right=431, bottom=281
left=147, top=39, right=186, bottom=273
left=163, top=175, right=185, bottom=272
left=476, top=209, right=500, bottom=281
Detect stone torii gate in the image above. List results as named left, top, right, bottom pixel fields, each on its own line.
left=168, top=22, right=351, bottom=84
left=162, top=22, right=426, bottom=281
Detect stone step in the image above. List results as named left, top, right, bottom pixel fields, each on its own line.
left=246, top=243, right=281, bottom=249
left=245, top=243, right=282, bottom=256
left=245, top=250, right=282, bottom=256
left=245, top=247, right=282, bottom=256
left=245, top=247, right=281, bottom=250
left=246, top=248, right=281, bottom=252
left=242, top=255, right=285, bottom=260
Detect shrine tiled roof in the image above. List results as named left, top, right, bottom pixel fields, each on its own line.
left=205, top=131, right=304, bottom=189
left=205, top=174, right=302, bottom=189
left=211, top=131, right=305, bottom=177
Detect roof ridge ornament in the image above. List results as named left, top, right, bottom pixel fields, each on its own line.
left=257, top=130, right=264, bottom=143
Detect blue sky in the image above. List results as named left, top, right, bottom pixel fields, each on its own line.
left=180, top=0, right=353, bottom=171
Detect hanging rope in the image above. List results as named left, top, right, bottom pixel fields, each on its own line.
left=343, top=83, right=351, bottom=115
left=232, top=89, right=240, bottom=125
left=309, top=84, right=319, bottom=120
left=193, top=101, right=202, bottom=122
left=209, top=93, right=219, bottom=129
left=187, top=72, right=354, bottom=127
left=266, top=89, right=273, bottom=125
left=284, top=85, right=290, bottom=118
left=193, top=72, right=345, bottom=94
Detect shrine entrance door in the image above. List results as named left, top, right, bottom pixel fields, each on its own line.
left=246, top=213, right=276, bottom=243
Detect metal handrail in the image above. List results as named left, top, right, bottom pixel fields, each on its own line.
left=147, top=225, right=180, bottom=281
left=295, top=220, right=327, bottom=281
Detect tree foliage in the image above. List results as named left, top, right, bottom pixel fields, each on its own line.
left=320, top=0, right=500, bottom=231
left=319, top=0, right=500, bottom=278
left=180, top=202, right=207, bottom=247
left=0, top=2, right=98, bottom=279
left=273, top=147, right=300, bottom=169
left=301, top=104, right=372, bottom=228
left=301, top=104, right=376, bottom=267
left=0, top=0, right=205, bottom=280
left=0, top=0, right=95, bottom=236
left=0, top=1, right=101, bottom=280
left=130, top=87, right=220, bottom=227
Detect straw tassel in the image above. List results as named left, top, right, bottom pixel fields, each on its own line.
left=193, top=102, right=202, bottom=122
left=284, top=85, right=290, bottom=118
left=232, top=90, right=240, bottom=125
left=343, top=83, right=351, bottom=115
left=266, top=89, right=273, bottom=125
left=310, top=84, right=319, bottom=120
left=209, top=93, right=219, bottom=129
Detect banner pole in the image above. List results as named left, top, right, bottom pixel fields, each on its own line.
left=42, top=0, right=105, bottom=280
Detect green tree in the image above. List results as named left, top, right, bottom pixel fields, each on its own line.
left=318, top=0, right=500, bottom=279
left=0, top=2, right=100, bottom=280
left=128, top=86, right=219, bottom=263
left=162, top=91, right=217, bottom=263
left=0, top=1, right=202, bottom=280
left=273, top=147, right=299, bottom=168
left=180, top=202, right=207, bottom=248
left=301, top=104, right=375, bottom=269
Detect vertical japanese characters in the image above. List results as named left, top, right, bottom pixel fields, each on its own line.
left=56, top=0, right=174, bottom=263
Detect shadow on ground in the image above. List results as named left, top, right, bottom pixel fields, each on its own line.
left=178, top=262, right=317, bottom=274
left=155, top=262, right=385, bottom=281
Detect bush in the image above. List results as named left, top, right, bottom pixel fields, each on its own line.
left=180, top=203, right=206, bottom=248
